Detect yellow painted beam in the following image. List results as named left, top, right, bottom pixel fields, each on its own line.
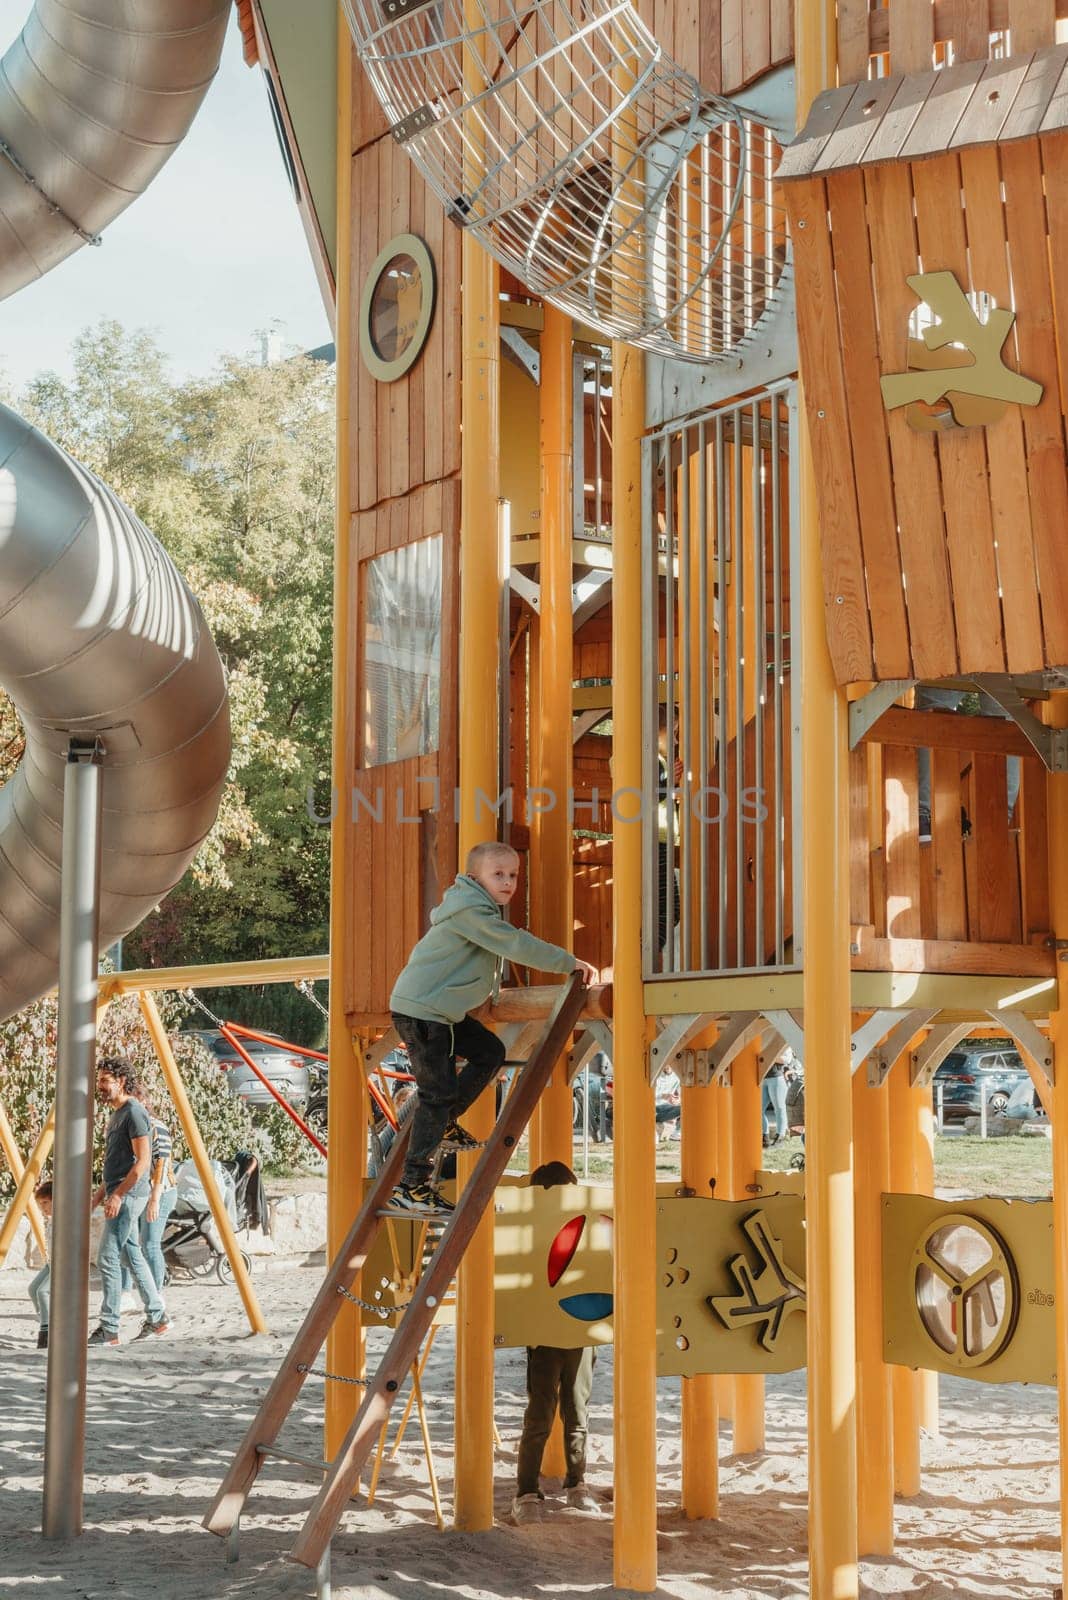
left=732, top=1043, right=766, bottom=1453
left=611, top=325, right=658, bottom=1590
left=325, top=12, right=366, bottom=1459
left=888, top=1058, right=921, bottom=1499
left=796, top=4, right=858, bottom=1593
left=453, top=113, right=501, bottom=1522
left=140, top=993, right=267, bottom=1335
left=1044, top=689, right=1068, bottom=1598
left=0, top=1096, right=49, bottom=1258
left=531, top=301, right=576, bottom=1178
left=680, top=1071, right=719, bottom=1517
left=103, top=953, right=329, bottom=998
left=644, top=972, right=1054, bottom=1018
left=0, top=1104, right=55, bottom=1269
left=852, top=1064, right=894, bottom=1555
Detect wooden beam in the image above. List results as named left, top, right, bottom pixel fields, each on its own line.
left=104, top=953, right=329, bottom=997
left=853, top=934, right=1054, bottom=977
left=858, top=707, right=1039, bottom=759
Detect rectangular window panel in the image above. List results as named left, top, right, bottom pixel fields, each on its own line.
left=362, top=535, right=442, bottom=766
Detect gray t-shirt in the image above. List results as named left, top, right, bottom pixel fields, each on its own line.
left=102, top=1099, right=151, bottom=1196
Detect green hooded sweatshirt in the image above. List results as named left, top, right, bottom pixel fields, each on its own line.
left=389, top=874, right=576, bottom=1025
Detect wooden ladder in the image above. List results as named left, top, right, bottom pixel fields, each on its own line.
left=203, top=973, right=588, bottom=1573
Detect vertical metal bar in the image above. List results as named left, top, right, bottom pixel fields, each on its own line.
left=641, top=437, right=659, bottom=978
left=697, top=418, right=710, bottom=973
left=679, top=426, right=692, bottom=972
left=771, top=391, right=784, bottom=967
left=733, top=405, right=745, bottom=966
left=595, top=356, right=604, bottom=539
left=752, top=400, right=765, bottom=970
left=788, top=383, right=804, bottom=966
left=317, top=1544, right=333, bottom=1600
left=573, top=350, right=586, bottom=539
left=715, top=412, right=727, bottom=967
left=43, top=741, right=103, bottom=1541
left=663, top=434, right=677, bottom=975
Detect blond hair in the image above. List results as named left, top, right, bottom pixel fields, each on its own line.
left=465, top=840, right=518, bottom=874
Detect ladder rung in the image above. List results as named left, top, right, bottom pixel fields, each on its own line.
left=256, top=1444, right=330, bottom=1475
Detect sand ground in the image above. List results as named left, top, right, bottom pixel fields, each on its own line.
left=0, top=1260, right=1060, bottom=1600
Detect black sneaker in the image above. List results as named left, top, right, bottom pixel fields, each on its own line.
left=386, top=1182, right=454, bottom=1217
left=134, top=1316, right=170, bottom=1341
left=439, top=1121, right=485, bottom=1152
left=87, top=1326, right=120, bottom=1347
left=36, top=1328, right=48, bottom=1350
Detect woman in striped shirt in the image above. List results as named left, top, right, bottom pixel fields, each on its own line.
left=121, top=1094, right=178, bottom=1304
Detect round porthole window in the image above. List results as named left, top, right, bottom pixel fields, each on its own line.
left=359, top=232, right=436, bottom=382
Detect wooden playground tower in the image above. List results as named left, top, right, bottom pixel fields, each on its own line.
left=229, top=0, right=1068, bottom=1592
left=1, top=0, right=1059, bottom=1594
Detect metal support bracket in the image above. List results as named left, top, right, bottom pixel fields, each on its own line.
left=509, top=569, right=541, bottom=613
left=989, top=1007, right=1054, bottom=1089
left=848, top=1009, right=900, bottom=1075
left=866, top=1009, right=937, bottom=1087
left=648, top=1013, right=708, bottom=1084
left=761, top=1009, right=805, bottom=1060
left=701, top=1012, right=761, bottom=1085
left=848, top=680, right=913, bottom=749
left=970, top=675, right=1068, bottom=772
left=909, top=1020, right=975, bottom=1088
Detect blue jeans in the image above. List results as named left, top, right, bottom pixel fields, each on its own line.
left=29, top=1264, right=50, bottom=1329
left=122, top=1186, right=177, bottom=1297
left=763, top=1074, right=788, bottom=1140
left=98, top=1193, right=164, bottom=1336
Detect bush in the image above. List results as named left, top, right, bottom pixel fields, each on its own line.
left=0, top=990, right=268, bottom=1198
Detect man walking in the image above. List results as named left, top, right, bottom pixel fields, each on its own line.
left=89, top=1056, right=169, bottom=1347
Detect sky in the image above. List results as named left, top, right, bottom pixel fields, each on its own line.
left=0, top=7, right=333, bottom=391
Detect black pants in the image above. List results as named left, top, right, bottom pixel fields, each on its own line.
left=516, top=1345, right=595, bottom=1497
left=391, top=1011, right=505, bottom=1185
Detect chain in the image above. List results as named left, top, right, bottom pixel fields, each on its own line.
left=296, top=1362, right=370, bottom=1387
left=336, top=1283, right=412, bottom=1319
left=183, top=988, right=226, bottom=1027
left=297, top=979, right=330, bottom=1021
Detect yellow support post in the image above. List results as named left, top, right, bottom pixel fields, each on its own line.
left=1046, top=690, right=1068, bottom=1599
left=852, top=1063, right=894, bottom=1555
left=796, top=6, right=858, bottom=1594
left=888, top=1059, right=921, bottom=1498
left=911, top=1081, right=939, bottom=1439
left=680, top=1076, right=719, bottom=1517
left=0, top=1104, right=55, bottom=1269
left=325, top=14, right=367, bottom=1458
left=611, top=330, right=658, bottom=1591
left=732, top=1042, right=765, bottom=1453
left=0, top=1095, right=49, bottom=1259
left=532, top=301, right=576, bottom=1171
left=453, top=157, right=501, bottom=1525
left=139, top=993, right=267, bottom=1335
left=713, top=1078, right=736, bottom=1427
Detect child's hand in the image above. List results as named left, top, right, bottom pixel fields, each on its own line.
left=573, top=960, right=599, bottom=985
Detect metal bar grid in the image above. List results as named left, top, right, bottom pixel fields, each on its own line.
left=642, top=380, right=799, bottom=981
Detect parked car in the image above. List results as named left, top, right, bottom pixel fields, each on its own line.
left=184, top=1028, right=311, bottom=1112
left=933, top=1041, right=1029, bottom=1122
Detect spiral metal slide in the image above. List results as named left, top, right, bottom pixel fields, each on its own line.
left=0, top=0, right=233, bottom=1024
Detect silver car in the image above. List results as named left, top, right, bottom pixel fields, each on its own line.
left=184, top=1028, right=311, bottom=1111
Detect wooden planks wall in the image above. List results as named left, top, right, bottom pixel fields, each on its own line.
left=780, top=55, right=1068, bottom=682
left=842, top=0, right=1066, bottom=81
left=344, top=52, right=462, bottom=1025
left=631, top=0, right=793, bottom=93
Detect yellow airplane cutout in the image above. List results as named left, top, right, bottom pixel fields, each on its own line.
left=880, top=270, right=1042, bottom=431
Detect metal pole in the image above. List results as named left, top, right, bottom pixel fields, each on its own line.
left=43, top=740, right=103, bottom=1540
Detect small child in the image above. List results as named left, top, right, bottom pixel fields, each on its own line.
left=28, top=1179, right=52, bottom=1350
left=513, top=1161, right=599, bottom=1524
left=388, top=840, right=596, bottom=1215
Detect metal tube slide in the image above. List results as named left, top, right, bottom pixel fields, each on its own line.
left=0, top=0, right=230, bottom=299
left=0, top=405, right=231, bottom=1022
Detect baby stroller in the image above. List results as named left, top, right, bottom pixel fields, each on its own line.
left=161, top=1151, right=268, bottom=1286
